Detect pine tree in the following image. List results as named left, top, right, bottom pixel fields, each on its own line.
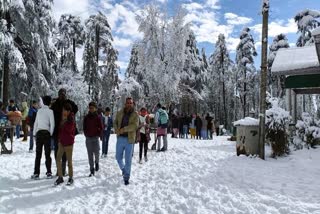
left=294, top=9, right=320, bottom=47
left=2, top=0, right=57, bottom=102
left=208, top=34, right=232, bottom=128
left=55, top=14, right=85, bottom=72
left=82, top=12, right=118, bottom=103
left=236, top=27, right=257, bottom=118
left=268, top=34, right=289, bottom=97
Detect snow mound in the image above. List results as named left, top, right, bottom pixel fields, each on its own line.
left=233, top=117, right=259, bottom=126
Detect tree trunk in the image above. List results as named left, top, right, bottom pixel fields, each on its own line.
left=243, top=68, right=247, bottom=118
left=73, top=38, right=76, bottom=72
left=3, top=51, right=9, bottom=108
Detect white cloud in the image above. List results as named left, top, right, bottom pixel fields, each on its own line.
left=183, top=3, right=234, bottom=46
left=113, top=37, right=133, bottom=49
left=52, top=0, right=90, bottom=22
left=224, top=13, right=253, bottom=25
left=251, top=18, right=297, bottom=38
left=226, top=37, right=240, bottom=52
left=182, top=3, right=204, bottom=12
left=102, top=3, right=142, bottom=39
left=206, top=0, right=220, bottom=9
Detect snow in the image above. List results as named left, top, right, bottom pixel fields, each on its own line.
left=312, top=27, right=320, bottom=36
left=2, top=135, right=318, bottom=213
left=233, top=117, right=259, bottom=126
left=271, top=45, right=320, bottom=75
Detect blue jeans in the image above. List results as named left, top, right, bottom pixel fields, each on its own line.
left=183, top=125, right=188, bottom=139
left=102, top=130, right=111, bottom=155
left=29, top=129, right=34, bottom=150
left=16, top=125, right=21, bottom=139
left=116, top=136, right=133, bottom=181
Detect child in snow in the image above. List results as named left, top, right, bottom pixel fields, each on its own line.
left=83, top=102, right=103, bottom=177
left=136, top=107, right=150, bottom=163
left=54, top=103, right=76, bottom=186
left=101, top=107, right=113, bottom=158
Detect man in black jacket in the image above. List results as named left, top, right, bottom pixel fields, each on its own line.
left=51, top=88, right=78, bottom=176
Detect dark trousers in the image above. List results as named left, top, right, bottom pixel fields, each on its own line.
left=34, top=130, right=52, bottom=175
left=196, top=128, right=201, bottom=139
left=54, top=135, right=66, bottom=174
left=139, top=133, right=148, bottom=160
left=102, top=130, right=111, bottom=155
left=216, top=128, right=219, bottom=136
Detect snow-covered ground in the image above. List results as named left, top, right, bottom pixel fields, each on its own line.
left=1, top=134, right=320, bottom=214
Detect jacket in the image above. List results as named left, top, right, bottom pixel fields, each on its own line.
left=21, top=102, right=29, bottom=120
left=114, top=109, right=139, bottom=144
left=51, top=98, right=78, bottom=137
left=83, top=112, right=103, bottom=137
left=33, top=105, right=55, bottom=136
left=103, top=115, right=113, bottom=131
left=59, top=113, right=76, bottom=146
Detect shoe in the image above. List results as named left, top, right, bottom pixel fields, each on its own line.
left=124, top=180, right=129, bottom=185
left=67, top=177, right=74, bottom=185
left=31, top=174, right=39, bottom=180
left=160, top=147, right=165, bottom=152
left=88, top=169, right=95, bottom=177
left=54, top=176, right=64, bottom=185
left=46, top=172, right=53, bottom=179
left=95, top=162, right=99, bottom=172
left=22, top=139, right=27, bottom=142
left=144, top=156, right=148, bottom=162
left=139, top=159, right=142, bottom=164
left=28, top=150, right=33, bottom=153
left=156, top=149, right=161, bottom=152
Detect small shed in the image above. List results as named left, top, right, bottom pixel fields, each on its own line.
left=271, top=27, right=320, bottom=122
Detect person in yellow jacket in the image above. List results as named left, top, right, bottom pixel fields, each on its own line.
left=21, top=101, right=29, bottom=141
left=114, top=97, right=139, bottom=185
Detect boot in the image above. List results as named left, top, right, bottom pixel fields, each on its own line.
left=54, top=176, right=64, bottom=185
left=88, top=169, right=95, bottom=177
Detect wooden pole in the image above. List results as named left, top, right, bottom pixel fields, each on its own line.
left=258, top=0, right=269, bottom=160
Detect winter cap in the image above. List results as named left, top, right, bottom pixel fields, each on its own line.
left=156, top=103, right=162, bottom=108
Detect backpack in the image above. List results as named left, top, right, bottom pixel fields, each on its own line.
left=158, top=109, right=168, bottom=128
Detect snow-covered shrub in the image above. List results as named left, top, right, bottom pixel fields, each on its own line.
left=295, top=112, right=320, bottom=149
left=265, top=97, right=291, bottom=157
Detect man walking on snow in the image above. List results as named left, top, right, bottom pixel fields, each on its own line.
left=114, top=97, right=139, bottom=185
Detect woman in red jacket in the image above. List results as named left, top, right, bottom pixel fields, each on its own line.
left=54, top=103, right=76, bottom=186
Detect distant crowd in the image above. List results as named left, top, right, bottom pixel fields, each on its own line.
left=0, top=89, right=222, bottom=186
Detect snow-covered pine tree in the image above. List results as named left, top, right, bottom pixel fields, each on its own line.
left=83, top=12, right=118, bottom=103
left=236, top=27, right=257, bottom=118
left=55, top=14, right=85, bottom=72
left=208, top=34, right=232, bottom=128
left=294, top=9, right=320, bottom=47
left=0, top=0, right=27, bottom=105
left=2, top=0, right=57, bottom=103
left=268, top=33, right=289, bottom=98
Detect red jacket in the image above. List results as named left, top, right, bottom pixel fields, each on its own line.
left=58, top=113, right=76, bottom=146
left=83, top=112, right=103, bottom=137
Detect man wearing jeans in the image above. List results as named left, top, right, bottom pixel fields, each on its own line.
left=114, top=97, right=139, bottom=185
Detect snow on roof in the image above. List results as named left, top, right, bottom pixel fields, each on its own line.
left=233, top=117, right=259, bottom=126
left=271, top=45, right=320, bottom=75
left=312, top=27, right=320, bottom=36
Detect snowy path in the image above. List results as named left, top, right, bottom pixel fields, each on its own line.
left=0, top=135, right=320, bottom=214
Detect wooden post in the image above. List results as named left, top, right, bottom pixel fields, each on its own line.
left=258, top=0, right=269, bottom=160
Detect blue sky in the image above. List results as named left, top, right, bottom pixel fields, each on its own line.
left=52, top=0, right=319, bottom=74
